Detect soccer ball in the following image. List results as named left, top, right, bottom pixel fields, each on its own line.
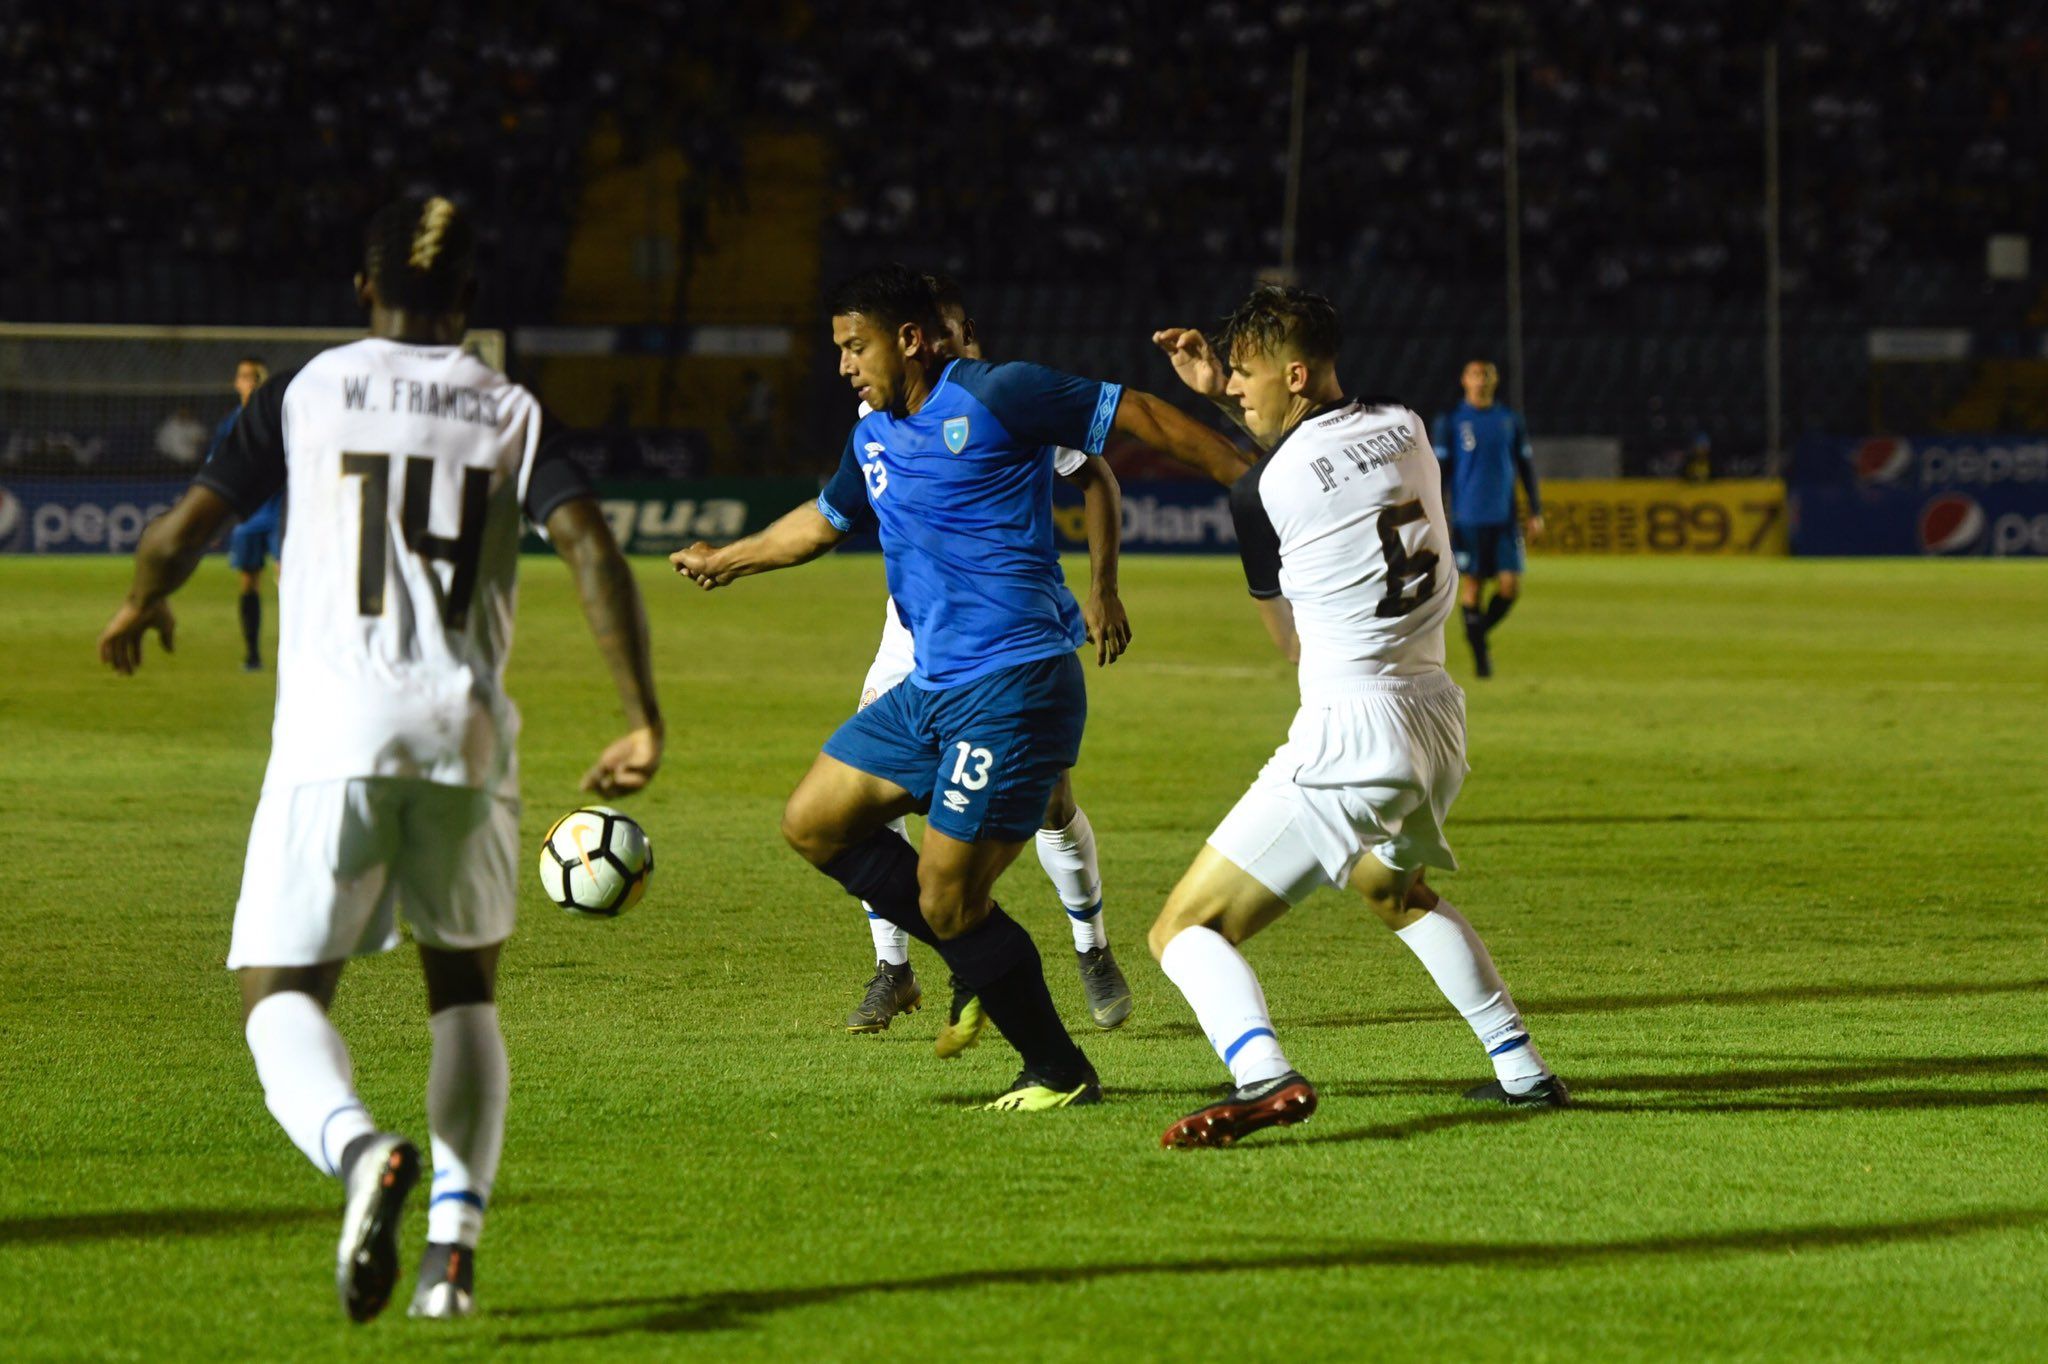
left=537, top=806, right=653, bottom=917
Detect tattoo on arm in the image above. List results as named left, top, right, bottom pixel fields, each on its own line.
left=550, top=499, right=661, bottom=732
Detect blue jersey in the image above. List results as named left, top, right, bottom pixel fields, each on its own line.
left=1432, top=401, right=1538, bottom=526
left=817, top=358, right=1122, bottom=689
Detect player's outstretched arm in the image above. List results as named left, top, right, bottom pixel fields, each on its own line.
left=1113, top=389, right=1254, bottom=487
left=546, top=498, right=664, bottom=797
left=670, top=500, right=845, bottom=590
left=1063, top=455, right=1130, bottom=665
left=97, top=485, right=237, bottom=674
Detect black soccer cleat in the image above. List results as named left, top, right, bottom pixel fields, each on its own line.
left=1161, top=1071, right=1317, bottom=1148
left=1075, top=946, right=1134, bottom=1029
left=408, top=1241, right=476, bottom=1320
left=1463, top=1075, right=1572, bottom=1108
left=845, top=960, right=921, bottom=1033
left=335, top=1133, right=421, bottom=1323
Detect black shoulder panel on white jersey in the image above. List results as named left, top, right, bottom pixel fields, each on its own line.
left=524, top=406, right=597, bottom=527
left=1229, top=455, right=1283, bottom=599
left=192, top=365, right=302, bottom=518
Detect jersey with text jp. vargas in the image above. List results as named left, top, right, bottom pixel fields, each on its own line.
left=195, top=337, right=592, bottom=794
left=1230, top=401, right=1455, bottom=697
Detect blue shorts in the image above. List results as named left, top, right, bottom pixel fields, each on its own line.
left=1452, top=522, right=1523, bottom=579
left=228, top=497, right=283, bottom=573
left=823, top=652, right=1086, bottom=843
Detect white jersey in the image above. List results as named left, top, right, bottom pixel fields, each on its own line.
left=854, top=398, right=1084, bottom=699
left=1228, top=400, right=1455, bottom=699
left=198, top=337, right=589, bottom=795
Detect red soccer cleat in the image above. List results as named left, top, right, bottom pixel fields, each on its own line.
left=1161, top=1072, right=1317, bottom=1149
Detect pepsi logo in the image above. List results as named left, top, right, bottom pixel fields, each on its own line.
left=1917, top=493, right=1984, bottom=554
left=0, top=487, right=21, bottom=552
left=1853, top=438, right=1913, bottom=485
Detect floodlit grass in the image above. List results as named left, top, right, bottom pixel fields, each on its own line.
left=2, top=551, right=2044, bottom=1361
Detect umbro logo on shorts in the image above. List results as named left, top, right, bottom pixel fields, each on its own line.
left=942, top=789, right=970, bottom=813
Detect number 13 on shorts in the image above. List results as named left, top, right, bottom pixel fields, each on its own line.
left=950, top=742, right=994, bottom=790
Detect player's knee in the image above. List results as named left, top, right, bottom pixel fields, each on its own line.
left=778, top=796, right=834, bottom=867
left=1495, top=574, right=1520, bottom=599
left=1040, top=776, right=1077, bottom=831
left=916, top=883, right=982, bottom=940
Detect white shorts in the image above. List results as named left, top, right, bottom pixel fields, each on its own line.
left=1207, top=675, right=1468, bottom=905
left=858, top=597, right=917, bottom=709
left=226, top=777, right=520, bottom=969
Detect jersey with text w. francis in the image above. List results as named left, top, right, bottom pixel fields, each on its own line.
left=1229, top=400, right=1455, bottom=698
left=194, top=337, right=592, bottom=796
left=819, top=358, right=1121, bottom=688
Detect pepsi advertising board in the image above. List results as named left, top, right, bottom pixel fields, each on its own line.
left=1789, top=435, right=2048, bottom=556
left=0, top=480, right=190, bottom=554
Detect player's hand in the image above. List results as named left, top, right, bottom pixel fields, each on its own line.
left=1524, top=513, right=1545, bottom=543
left=582, top=725, right=662, bottom=797
left=1150, top=327, right=1228, bottom=401
left=97, top=599, right=176, bottom=676
left=1083, top=589, right=1131, bottom=666
left=669, top=542, right=727, bottom=589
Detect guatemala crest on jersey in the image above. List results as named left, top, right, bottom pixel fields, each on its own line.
left=942, top=416, right=970, bottom=454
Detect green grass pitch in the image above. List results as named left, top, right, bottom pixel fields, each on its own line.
left=2, top=552, right=2044, bottom=1361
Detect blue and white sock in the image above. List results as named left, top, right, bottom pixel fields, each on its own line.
left=426, top=1002, right=508, bottom=1248
left=1036, top=808, right=1106, bottom=952
left=1158, top=926, right=1292, bottom=1088
left=245, top=991, right=377, bottom=1177
left=1394, top=901, right=1550, bottom=1093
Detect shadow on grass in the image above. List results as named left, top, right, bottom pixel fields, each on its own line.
left=0, top=1205, right=329, bottom=1246
left=1295, top=1053, right=2048, bottom=1143
left=491, top=1206, right=2048, bottom=1343
left=1275, top=975, right=2048, bottom=1032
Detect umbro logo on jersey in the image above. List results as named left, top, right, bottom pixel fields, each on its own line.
left=942, top=789, right=970, bottom=813
left=943, top=417, right=970, bottom=454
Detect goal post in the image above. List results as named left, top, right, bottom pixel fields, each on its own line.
left=0, top=324, right=506, bottom=478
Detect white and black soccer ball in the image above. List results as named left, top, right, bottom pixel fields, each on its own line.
left=537, top=806, right=653, bottom=917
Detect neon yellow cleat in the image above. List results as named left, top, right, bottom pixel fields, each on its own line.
left=981, top=1067, right=1103, bottom=1111
left=933, top=977, right=987, bottom=1058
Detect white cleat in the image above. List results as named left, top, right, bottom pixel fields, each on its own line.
left=335, top=1133, right=421, bottom=1323
left=408, top=1242, right=476, bottom=1320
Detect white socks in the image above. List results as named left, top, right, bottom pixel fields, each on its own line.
left=1036, top=808, right=1106, bottom=952
left=245, top=991, right=376, bottom=1176
left=1395, top=901, right=1550, bottom=1092
left=426, top=1003, right=509, bottom=1248
left=863, top=817, right=912, bottom=965
left=1158, top=926, right=1292, bottom=1087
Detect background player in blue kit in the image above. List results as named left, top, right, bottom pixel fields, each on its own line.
left=214, top=356, right=279, bottom=670
left=673, top=265, right=1248, bottom=1110
left=1432, top=360, right=1543, bottom=678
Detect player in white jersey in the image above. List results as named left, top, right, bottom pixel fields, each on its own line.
left=97, top=198, right=664, bottom=1321
left=844, top=278, right=1137, bottom=1047
left=1143, top=286, right=1566, bottom=1150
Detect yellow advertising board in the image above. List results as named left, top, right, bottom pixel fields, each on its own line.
left=1532, top=479, right=1787, bottom=555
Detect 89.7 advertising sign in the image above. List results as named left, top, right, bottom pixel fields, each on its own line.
left=1533, top=479, right=1787, bottom=555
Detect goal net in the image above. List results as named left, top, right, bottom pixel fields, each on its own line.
left=0, top=324, right=506, bottom=478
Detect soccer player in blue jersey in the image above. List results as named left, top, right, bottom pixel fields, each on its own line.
left=214, top=356, right=280, bottom=670
left=673, top=265, right=1248, bottom=1109
left=1431, top=361, right=1543, bottom=678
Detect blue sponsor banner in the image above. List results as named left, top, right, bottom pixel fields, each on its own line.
left=1791, top=481, right=2048, bottom=556
left=1792, top=434, right=2048, bottom=491
left=0, top=479, right=192, bottom=554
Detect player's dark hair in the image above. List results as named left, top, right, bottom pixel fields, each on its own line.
left=364, top=196, right=475, bottom=314
left=926, top=272, right=969, bottom=318
left=1221, top=284, right=1341, bottom=366
left=828, top=263, right=943, bottom=340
